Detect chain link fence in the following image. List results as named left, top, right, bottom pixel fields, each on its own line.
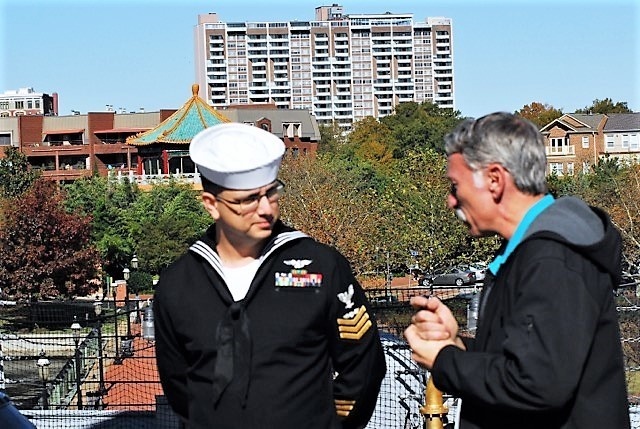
left=0, top=284, right=637, bottom=428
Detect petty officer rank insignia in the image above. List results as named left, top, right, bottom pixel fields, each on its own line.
left=337, top=285, right=372, bottom=340
left=275, top=259, right=323, bottom=287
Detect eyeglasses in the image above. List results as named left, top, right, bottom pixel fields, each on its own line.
left=215, top=179, right=285, bottom=215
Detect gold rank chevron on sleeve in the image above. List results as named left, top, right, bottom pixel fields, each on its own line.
left=334, top=399, right=356, bottom=417
left=337, top=305, right=372, bottom=340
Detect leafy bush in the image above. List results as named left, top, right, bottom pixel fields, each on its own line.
left=127, top=270, right=154, bottom=294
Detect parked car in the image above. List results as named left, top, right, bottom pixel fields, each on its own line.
left=458, top=262, right=487, bottom=282
left=419, top=266, right=476, bottom=286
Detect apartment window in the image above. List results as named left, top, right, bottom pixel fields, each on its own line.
left=549, top=162, right=563, bottom=176
left=0, top=133, right=10, bottom=146
left=582, top=136, right=589, bottom=148
left=283, top=122, right=301, bottom=138
left=550, top=137, right=565, bottom=152
left=15, top=101, right=24, bottom=109
left=606, top=136, right=615, bottom=149
left=0, top=101, right=8, bottom=109
left=582, top=161, right=590, bottom=174
left=622, top=134, right=630, bottom=148
left=27, top=100, right=33, bottom=109
left=631, top=134, right=639, bottom=150
left=566, top=163, right=574, bottom=176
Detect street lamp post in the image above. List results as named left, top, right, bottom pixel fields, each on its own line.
left=93, top=299, right=106, bottom=401
left=36, top=356, right=50, bottom=410
left=385, top=250, right=391, bottom=298
left=70, top=318, right=83, bottom=410
left=112, top=288, right=121, bottom=364
left=130, top=255, right=141, bottom=324
left=122, top=267, right=132, bottom=340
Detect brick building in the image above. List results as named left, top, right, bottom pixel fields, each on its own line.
left=541, top=112, right=640, bottom=175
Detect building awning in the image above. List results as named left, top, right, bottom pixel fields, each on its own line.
left=42, top=129, right=85, bottom=135
left=94, top=128, right=150, bottom=134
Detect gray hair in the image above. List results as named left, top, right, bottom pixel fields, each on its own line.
left=444, top=112, right=547, bottom=195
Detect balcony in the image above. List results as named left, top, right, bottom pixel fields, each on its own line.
left=546, top=145, right=575, bottom=156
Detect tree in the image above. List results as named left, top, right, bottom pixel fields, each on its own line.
left=0, top=179, right=100, bottom=299
left=347, top=117, right=395, bottom=170
left=127, top=270, right=154, bottom=294
left=317, top=122, right=347, bottom=155
left=0, top=146, right=40, bottom=199
left=515, top=102, right=563, bottom=128
left=575, top=98, right=633, bottom=114
left=380, top=101, right=465, bottom=157
left=64, top=177, right=140, bottom=279
left=377, top=148, right=499, bottom=273
left=64, top=177, right=210, bottom=278
left=278, top=154, right=384, bottom=276
left=128, top=181, right=211, bottom=274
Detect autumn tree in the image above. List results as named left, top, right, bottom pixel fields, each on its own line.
left=0, top=179, right=100, bottom=299
left=593, top=163, right=640, bottom=272
left=515, top=102, right=563, bottom=128
left=347, top=116, right=395, bottom=170
left=278, top=153, right=384, bottom=276
left=0, top=146, right=40, bottom=199
left=575, top=98, right=633, bottom=114
left=546, top=159, right=640, bottom=276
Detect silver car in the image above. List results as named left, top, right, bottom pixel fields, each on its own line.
left=458, top=262, right=487, bottom=281
left=420, top=266, right=476, bottom=286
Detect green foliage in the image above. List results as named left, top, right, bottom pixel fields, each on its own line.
left=131, top=183, right=210, bottom=274
left=575, top=98, right=633, bottom=114
left=64, top=177, right=140, bottom=278
left=380, top=101, right=465, bottom=157
left=376, top=148, right=498, bottom=272
left=0, top=146, right=40, bottom=199
left=0, top=179, right=100, bottom=299
left=317, top=122, right=347, bottom=155
left=63, top=177, right=210, bottom=279
left=127, top=270, right=154, bottom=294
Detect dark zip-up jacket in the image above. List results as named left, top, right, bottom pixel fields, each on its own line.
left=431, top=196, right=630, bottom=429
left=154, top=221, right=386, bottom=429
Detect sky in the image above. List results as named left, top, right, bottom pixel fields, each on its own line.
left=1, top=0, right=638, bottom=119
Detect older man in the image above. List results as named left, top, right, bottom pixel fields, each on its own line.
left=405, top=112, right=630, bottom=429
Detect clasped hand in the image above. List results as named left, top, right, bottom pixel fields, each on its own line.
left=404, top=296, right=464, bottom=369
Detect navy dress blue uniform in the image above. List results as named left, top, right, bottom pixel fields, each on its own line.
left=154, top=122, right=386, bottom=428
left=155, top=222, right=386, bottom=428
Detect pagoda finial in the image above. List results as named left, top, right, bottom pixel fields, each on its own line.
left=192, top=83, right=199, bottom=97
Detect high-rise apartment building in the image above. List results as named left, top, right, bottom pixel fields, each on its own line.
left=194, top=4, right=454, bottom=129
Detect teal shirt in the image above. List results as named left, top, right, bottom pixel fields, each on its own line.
left=488, top=194, right=555, bottom=275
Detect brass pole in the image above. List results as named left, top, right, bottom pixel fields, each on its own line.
left=420, top=376, right=448, bottom=429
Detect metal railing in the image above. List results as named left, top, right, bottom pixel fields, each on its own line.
left=1, top=285, right=638, bottom=428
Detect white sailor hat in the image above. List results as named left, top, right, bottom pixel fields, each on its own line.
left=190, top=122, right=286, bottom=190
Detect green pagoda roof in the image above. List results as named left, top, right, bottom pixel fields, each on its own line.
left=126, top=84, right=230, bottom=146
